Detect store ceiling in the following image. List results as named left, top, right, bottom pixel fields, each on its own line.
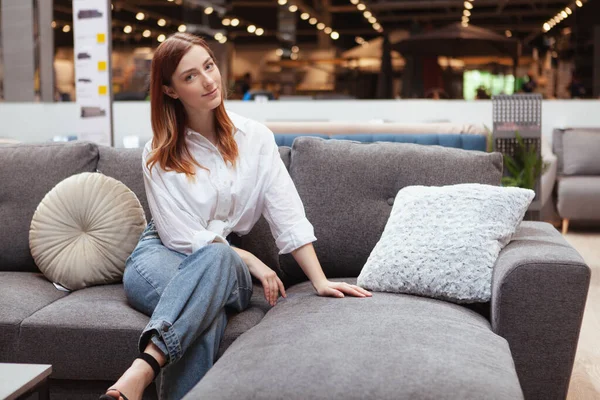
left=52, top=0, right=579, bottom=50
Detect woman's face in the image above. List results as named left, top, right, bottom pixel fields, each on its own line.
left=164, top=44, right=222, bottom=111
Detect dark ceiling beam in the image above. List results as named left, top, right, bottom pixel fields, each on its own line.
left=330, top=0, right=566, bottom=12
left=230, top=1, right=276, bottom=7
left=377, top=9, right=560, bottom=22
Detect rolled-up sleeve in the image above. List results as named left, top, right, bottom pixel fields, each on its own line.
left=261, top=132, right=317, bottom=254
left=143, top=155, right=227, bottom=255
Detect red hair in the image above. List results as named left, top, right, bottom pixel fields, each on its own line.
left=146, top=33, right=238, bottom=177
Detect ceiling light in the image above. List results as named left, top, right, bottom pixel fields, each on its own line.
left=231, top=18, right=239, bottom=26
left=218, top=36, right=227, bottom=43
left=290, top=53, right=298, bottom=60
left=324, top=27, right=332, bottom=34
left=51, top=21, right=56, bottom=28
left=463, top=10, right=471, bottom=16
left=462, top=21, right=469, bottom=27
left=276, top=48, right=283, bottom=56
left=256, top=28, right=264, bottom=35
left=576, top=0, right=583, bottom=6
left=363, top=11, right=372, bottom=18
left=566, top=7, right=572, bottom=14
left=351, top=0, right=359, bottom=4
left=464, top=1, right=473, bottom=10
left=505, top=30, right=512, bottom=37
left=357, top=4, right=366, bottom=11
left=309, top=17, right=317, bottom=25
left=204, top=7, right=213, bottom=14
left=136, top=12, right=145, bottom=20
left=178, top=24, right=187, bottom=32
left=561, top=10, right=568, bottom=18
left=157, top=34, right=166, bottom=42
left=143, top=30, right=151, bottom=37
left=330, top=31, right=339, bottom=40
left=215, top=32, right=224, bottom=40
left=292, top=45, right=299, bottom=52
left=222, top=18, right=230, bottom=26
left=278, top=0, right=288, bottom=4
left=288, top=5, right=298, bottom=12
left=368, top=16, right=376, bottom=23
left=300, top=13, right=310, bottom=20
left=317, top=22, right=325, bottom=30
left=543, top=23, right=551, bottom=31
left=247, top=25, right=256, bottom=33
left=372, top=23, right=381, bottom=30
left=123, top=25, right=132, bottom=33
left=157, top=18, right=166, bottom=26
left=62, top=25, right=71, bottom=32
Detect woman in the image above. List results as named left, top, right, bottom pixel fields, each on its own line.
left=101, top=33, right=371, bottom=400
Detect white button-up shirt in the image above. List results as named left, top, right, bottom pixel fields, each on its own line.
left=142, top=110, right=317, bottom=256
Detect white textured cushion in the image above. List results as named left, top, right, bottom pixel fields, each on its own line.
left=29, top=172, right=147, bottom=290
left=357, top=184, right=534, bottom=303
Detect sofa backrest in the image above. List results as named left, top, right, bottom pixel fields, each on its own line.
left=279, top=137, right=503, bottom=284
left=553, top=128, right=600, bottom=176
left=0, top=142, right=99, bottom=272
left=97, top=145, right=150, bottom=219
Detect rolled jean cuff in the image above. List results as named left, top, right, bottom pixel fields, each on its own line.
left=139, top=319, right=182, bottom=365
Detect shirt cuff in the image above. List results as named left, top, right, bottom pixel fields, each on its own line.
left=276, top=218, right=317, bottom=255
left=191, top=230, right=228, bottom=253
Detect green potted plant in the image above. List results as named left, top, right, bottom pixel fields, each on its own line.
left=500, top=131, right=547, bottom=190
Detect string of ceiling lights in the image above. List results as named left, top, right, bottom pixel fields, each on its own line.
left=349, top=0, right=383, bottom=33
left=461, top=0, right=474, bottom=27
left=542, top=0, right=586, bottom=32
left=51, top=1, right=268, bottom=45
left=277, top=0, right=340, bottom=41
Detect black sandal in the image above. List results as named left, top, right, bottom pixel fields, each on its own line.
left=99, top=353, right=162, bottom=400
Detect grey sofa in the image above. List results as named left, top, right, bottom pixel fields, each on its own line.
left=0, top=138, right=590, bottom=400
left=553, top=128, right=600, bottom=233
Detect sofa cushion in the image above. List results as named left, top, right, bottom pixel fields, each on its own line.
left=557, top=176, right=600, bottom=220
left=0, top=272, right=68, bottom=363
left=238, top=147, right=292, bottom=280
left=186, top=278, right=523, bottom=400
left=97, top=146, right=150, bottom=219
left=357, top=184, right=534, bottom=303
left=283, top=137, right=503, bottom=282
left=30, top=172, right=147, bottom=290
left=561, top=129, right=600, bottom=175
left=17, top=282, right=270, bottom=380
left=0, top=141, right=99, bottom=272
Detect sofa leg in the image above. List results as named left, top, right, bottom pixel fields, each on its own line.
left=562, top=219, right=570, bottom=235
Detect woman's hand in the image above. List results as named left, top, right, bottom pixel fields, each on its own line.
left=314, top=280, right=372, bottom=299
left=244, top=253, right=286, bottom=307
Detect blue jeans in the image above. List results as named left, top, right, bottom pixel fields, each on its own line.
left=123, top=220, right=253, bottom=400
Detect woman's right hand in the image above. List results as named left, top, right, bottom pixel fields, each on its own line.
left=244, top=254, right=286, bottom=307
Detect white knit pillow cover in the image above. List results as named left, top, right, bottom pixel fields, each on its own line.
left=29, top=172, right=147, bottom=290
left=357, top=183, right=535, bottom=303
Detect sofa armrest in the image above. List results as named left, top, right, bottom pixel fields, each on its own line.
left=491, top=221, right=590, bottom=400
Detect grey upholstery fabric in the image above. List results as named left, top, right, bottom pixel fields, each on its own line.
left=0, top=141, right=99, bottom=272
left=561, top=129, right=600, bottom=175
left=238, top=147, right=292, bottom=280
left=283, top=137, right=503, bottom=282
left=491, top=221, right=590, bottom=400
left=16, top=282, right=270, bottom=380
left=0, top=272, right=67, bottom=362
left=557, top=176, right=600, bottom=220
left=186, top=278, right=523, bottom=400
left=97, top=146, right=150, bottom=220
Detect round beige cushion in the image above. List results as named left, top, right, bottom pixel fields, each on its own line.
left=29, top=172, right=147, bottom=290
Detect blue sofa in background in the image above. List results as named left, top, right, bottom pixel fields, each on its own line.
left=274, top=133, right=488, bottom=152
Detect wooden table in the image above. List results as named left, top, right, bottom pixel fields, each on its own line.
left=0, top=363, right=52, bottom=400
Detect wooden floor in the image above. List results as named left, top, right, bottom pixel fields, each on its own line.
left=563, top=230, right=600, bottom=400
